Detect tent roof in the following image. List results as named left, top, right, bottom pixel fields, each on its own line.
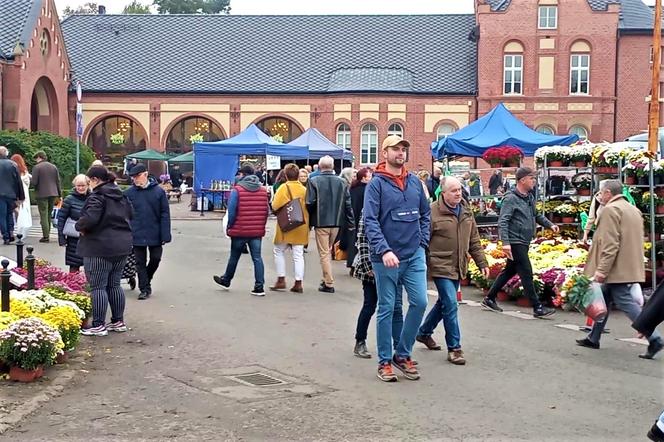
left=286, top=128, right=353, bottom=160
left=194, top=124, right=309, bottom=158
left=168, top=151, right=194, bottom=163
left=431, top=103, right=579, bottom=158
left=126, top=149, right=172, bottom=161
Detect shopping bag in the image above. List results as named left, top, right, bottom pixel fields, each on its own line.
left=221, top=211, right=230, bottom=239
left=334, top=241, right=347, bottom=261
left=583, top=282, right=608, bottom=322
left=630, top=283, right=644, bottom=307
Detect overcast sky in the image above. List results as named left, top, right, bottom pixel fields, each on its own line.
left=54, top=0, right=475, bottom=15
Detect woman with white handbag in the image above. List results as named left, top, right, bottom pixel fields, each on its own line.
left=11, top=154, right=31, bottom=240
left=57, top=174, right=90, bottom=273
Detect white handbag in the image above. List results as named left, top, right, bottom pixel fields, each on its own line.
left=62, top=218, right=80, bottom=238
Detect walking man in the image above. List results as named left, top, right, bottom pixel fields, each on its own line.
left=214, top=164, right=269, bottom=296
left=481, top=167, right=558, bottom=317
left=364, top=135, right=430, bottom=382
left=31, top=151, right=61, bottom=242
left=0, top=146, right=25, bottom=244
left=416, top=176, right=489, bottom=365
left=305, top=155, right=354, bottom=293
left=124, top=164, right=171, bottom=300
left=576, top=179, right=664, bottom=359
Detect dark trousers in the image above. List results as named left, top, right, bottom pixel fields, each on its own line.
left=37, top=196, right=56, bottom=239
left=487, top=243, right=541, bottom=309
left=84, top=256, right=127, bottom=327
left=223, top=237, right=264, bottom=287
left=0, top=197, right=15, bottom=241
left=133, top=245, right=163, bottom=294
left=354, top=279, right=404, bottom=343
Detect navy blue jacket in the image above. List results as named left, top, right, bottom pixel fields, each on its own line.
left=363, top=172, right=431, bottom=262
left=124, top=178, right=172, bottom=246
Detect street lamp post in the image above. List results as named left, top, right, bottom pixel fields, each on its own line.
left=75, top=81, right=83, bottom=174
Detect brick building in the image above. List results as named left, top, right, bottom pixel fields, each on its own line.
left=1, top=0, right=661, bottom=172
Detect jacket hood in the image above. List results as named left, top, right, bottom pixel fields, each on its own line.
left=237, top=174, right=262, bottom=191
left=374, top=162, right=409, bottom=190
left=94, top=182, right=124, bottom=200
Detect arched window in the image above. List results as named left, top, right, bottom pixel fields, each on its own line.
left=536, top=124, right=555, bottom=135
left=436, top=123, right=456, bottom=141
left=256, top=116, right=303, bottom=143
left=570, top=40, right=591, bottom=95
left=504, top=41, right=524, bottom=95
left=87, top=115, right=147, bottom=169
left=360, top=123, right=378, bottom=165
left=166, top=116, right=224, bottom=156
left=569, top=124, right=589, bottom=139
left=387, top=123, right=403, bottom=138
left=336, top=123, right=351, bottom=149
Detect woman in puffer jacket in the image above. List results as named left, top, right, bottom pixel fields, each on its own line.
left=57, top=174, right=90, bottom=273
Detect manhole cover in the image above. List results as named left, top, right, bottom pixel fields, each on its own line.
left=228, top=373, right=287, bottom=387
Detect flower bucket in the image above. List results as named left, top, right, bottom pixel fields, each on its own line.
left=497, top=291, right=509, bottom=302
left=638, top=175, right=650, bottom=185
left=553, top=215, right=562, bottom=223
left=656, top=187, right=664, bottom=197
left=625, top=175, right=636, bottom=185
left=657, top=205, right=664, bottom=215
left=574, top=161, right=587, bottom=168
left=9, top=365, right=44, bottom=383
left=577, top=188, right=591, bottom=196
left=549, top=161, right=564, bottom=167
left=561, top=216, right=576, bottom=224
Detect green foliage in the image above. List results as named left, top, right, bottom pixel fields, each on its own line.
left=123, top=1, right=152, bottom=14
left=62, top=2, right=99, bottom=17
left=0, top=130, right=95, bottom=193
left=152, top=0, right=231, bottom=14
left=564, top=274, right=591, bottom=308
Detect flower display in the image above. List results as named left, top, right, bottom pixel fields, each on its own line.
left=189, top=133, right=204, bottom=144
left=14, top=264, right=89, bottom=292
left=0, top=317, right=63, bottom=370
left=9, top=290, right=85, bottom=319
left=482, top=146, right=524, bottom=167
left=110, top=132, right=125, bottom=145
left=39, top=306, right=81, bottom=351
left=0, top=312, right=18, bottom=330
left=553, top=203, right=577, bottom=216
left=534, top=145, right=569, bottom=164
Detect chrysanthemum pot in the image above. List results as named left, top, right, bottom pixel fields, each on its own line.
left=625, top=175, right=636, bottom=185
left=548, top=161, right=564, bottom=167
left=574, top=161, right=587, bottom=168
left=9, top=365, right=44, bottom=383
left=577, top=188, right=591, bottom=196
left=561, top=216, right=576, bottom=224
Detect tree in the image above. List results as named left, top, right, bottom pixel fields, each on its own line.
left=61, top=2, right=99, bottom=17
left=123, top=1, right=152, bottom=14
left=152, top=0, right=231, bottom=14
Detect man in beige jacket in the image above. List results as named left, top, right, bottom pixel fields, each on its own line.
left=577, top=179, right=663, bottom=359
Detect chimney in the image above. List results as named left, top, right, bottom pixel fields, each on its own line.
left=98, top=5, right=106, bottom=14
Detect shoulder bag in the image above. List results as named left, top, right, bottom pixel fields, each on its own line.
left=276, top=184, right=305, bottom=233
left=62, top=217, right=80, bottom=238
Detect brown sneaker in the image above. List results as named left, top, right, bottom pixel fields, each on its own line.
left=269, top=276, right=287, bottom=291
left=290, top=280, right=303, bottom=293
left=392, top=355, right=420, bottom=380
left=416, top=335, right=442, bottom=351
left=376, top=362, right=398, bottom=382
left=447, top=349, right=466, bottom=365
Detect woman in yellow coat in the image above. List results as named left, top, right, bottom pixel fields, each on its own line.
left=269, top=163, right=309, bottom=293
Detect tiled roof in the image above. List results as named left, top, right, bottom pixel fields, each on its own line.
left=60, top=14, right=478, bottom=94
left=0, top=0, right=40, bottom=59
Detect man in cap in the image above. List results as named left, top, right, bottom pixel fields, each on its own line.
left=481, top=167, right=558, bottom=317
left=364, top=135, right=430, bottom=382
left=124, top=164, right=171, bottom=300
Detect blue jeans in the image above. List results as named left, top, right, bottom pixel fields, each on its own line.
left=355, top=280, right=404, bottom=345
left=373, top=247, right=428, bottom=364
left=0, top=197, right=15, bottom=241
left=223, top=237, right=265, bottom=287
left=419, top=277, right=461, bottom=351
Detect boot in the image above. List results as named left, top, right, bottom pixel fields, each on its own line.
left=290, top=280, right=303, bottom=293
left=270, top=276, right=287, bottom=291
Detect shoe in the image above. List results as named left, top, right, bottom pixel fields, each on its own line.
left=128, top=276, right=136, bottom=290
left=447, top=349, right=466, bottom=365
left=392, top=355, right=420, bottom=380
left=39, top=237, right=49, bottom=243
left=481, top=297, right=503, bottom=312
left=318, top=282, right=335, bottom=293
left=533, top=306, right=556, bottom=318
left=138, top=292, right=149, bottom=300
left=106, top=321, right=127, bottom=332
left=2, top=240, right=9, bottom=245
left=648, top=422, right=664, bottom=441
left=639, top=339, right=664, bottom=360
left=270, top=276, right=287, bottom=291
left=354, top=340, right=372, bottom=359
left=376, top=362, right=398, bottom=382
left=81, top=325, right=108, bottom=336
left=290, top=280, right=303, bottom=293
left=8, top=236, right=15, bottom=243
left=576, top=338, right=600, bottom=349
left=416, top=335, right=442, bottom=351
left=251, top=285, right=266, bottom=297
left=213, top=275, right=230, bottom=289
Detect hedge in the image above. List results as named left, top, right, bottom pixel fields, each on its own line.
left=0, top=129, right=95, bottom=194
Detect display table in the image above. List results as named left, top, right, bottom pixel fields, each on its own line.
left=199, top=188, right=230, bottom=216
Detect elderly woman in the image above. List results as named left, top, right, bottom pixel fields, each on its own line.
left=298, top=168, right=309, bottom=185
left=417, top=170, right=431, bottom=201
left=57, top=174, right=90, bottom=273
left=77, top=166, right=133, bottom=336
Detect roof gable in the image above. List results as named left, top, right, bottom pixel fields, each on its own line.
left=0, top=0, right=41, bottom=59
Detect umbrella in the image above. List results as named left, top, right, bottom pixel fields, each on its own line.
left=168, top=151, right=194, bottom=163
left=125, top=149, right=172, bottom=161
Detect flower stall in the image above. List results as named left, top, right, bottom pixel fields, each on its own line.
left=482, top=146, right=524, bottom=168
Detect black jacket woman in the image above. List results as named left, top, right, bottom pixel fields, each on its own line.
left=346, top=167, right=373, bottom=268
left=57, top=174, right=90, bottom=273
left=76, top=166, right=133, bottom=337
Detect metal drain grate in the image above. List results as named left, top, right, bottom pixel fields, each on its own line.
left=229, top=372, right=287, bottom=387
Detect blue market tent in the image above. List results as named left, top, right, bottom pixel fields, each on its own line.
left=286, top=128, right=354, bottom=160
left=431, top=103, right=579, bottom=159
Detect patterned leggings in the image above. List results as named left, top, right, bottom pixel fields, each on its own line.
left=84, top=256, right=128, bottom=327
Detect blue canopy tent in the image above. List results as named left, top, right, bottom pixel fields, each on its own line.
left=431, top=103, right=579, bottom=159
left=286, top=128, right=354, bottom=161
left=192, top=124, right=308, bottom=192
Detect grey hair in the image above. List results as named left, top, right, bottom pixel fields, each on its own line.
left=599, top=179, right=622, bottom=196
left=72, top=174, right=90, bottom=185
left=318, top=155, right=334, bottom=170
left=439, top=175, right=461, bottom=193
left=340, top=167, right=355, bottom=184
left=0, top=146, right=7, bottom=157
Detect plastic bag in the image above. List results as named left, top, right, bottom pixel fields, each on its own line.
left=584, top=282, right=608, bottom=322
left=630, top=283, right=644, bottom=307
left=221, top=211, right=230, bottom=239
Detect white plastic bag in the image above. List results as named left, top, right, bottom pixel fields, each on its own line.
left=222, top=211, right=230, bottom=239
left=629, top=283, right=644, bottom=307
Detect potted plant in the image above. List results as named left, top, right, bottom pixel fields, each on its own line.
left=572, top=173, right=592, bottom=196
left=547, top=149, right=569, bottom=167
left=0, top=317, right=63, bottom=382
left=563, top=274, right=608, bottom=321
left=39, top=305, right=82, bottom=353
left=553, top=203, right=577, bottom=224
left=502, top=146, right=524, bottom=167
left=642, top=192, right=664, bottom=215
left=569, top=144, right=592, bottom=167
left=482, top=146, right=524, bottom=168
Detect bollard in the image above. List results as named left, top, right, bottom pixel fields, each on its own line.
left=15, top=234, right=24, bottom=269
left=26, top=246, right=35, bottom=290
left=1, top=259, right=10, bottom=312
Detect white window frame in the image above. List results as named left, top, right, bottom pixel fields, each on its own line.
left=538, top=6, right=557, bottom=29
left=503, top=54, right=523, bottom=95
left=569, top=125, right=588, bottom=139
left=535, top=124, right=555, bottom=135
left=387, top=123, right=403, bottom=138
left=570, top=54, right=590, bottom=95
left=436, top=124, right=456, bottom=141
left=336, top=123, right=351, bottom=149
left=360, top=123, right=378, bottom=165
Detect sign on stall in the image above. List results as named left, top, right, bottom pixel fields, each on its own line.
left=266, top=155, right=281, bottom=170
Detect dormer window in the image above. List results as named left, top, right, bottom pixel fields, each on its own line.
left=538, top=6, right=557, bottom=29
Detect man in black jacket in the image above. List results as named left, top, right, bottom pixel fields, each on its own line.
left=306, top=155, right=354, bottom=293
left=0, top=146, right=25, bottom=244
left=124, top=164, right=171, bottom=300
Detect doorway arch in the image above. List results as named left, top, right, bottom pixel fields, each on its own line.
left=30, top=77, right=59, bottom=132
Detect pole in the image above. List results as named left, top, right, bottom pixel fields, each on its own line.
left=0, top=259, right=9, bottom=312
left=76, top=136, right=80, bottom=175
left=76, top=82, right=83, bottom=174
left=26, top=246, right=35, bottom=290
left=649, top=0, right=662, bottom=156
left=15, top=233, right=24, bottom=268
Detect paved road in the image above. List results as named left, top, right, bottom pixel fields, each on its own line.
left=2, top=220, right=662, bottom=441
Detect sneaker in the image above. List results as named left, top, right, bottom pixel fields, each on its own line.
left=639, top=338, right=664, bottom=360
left=648, top=422, right=664, bottom=442
left=138, top=292, right=149, bottom=300
left=392, top=355, right=420, bottom=380
left=318, top=282, right=335, bottom=293
left=251, top=285, right=266, bottom=296
left=481, top=297, right=503, bottom=312
left=576, top=338, right=600, bottom=349
left=353, top=340, right=371, bottom=359
left=533, top=306, right=556, bottom=318
left=416, top=335, right=442, bottom=351
left=106, top=321, right=127, bottom=333
left=447, top=349, right=466, bottom=365
left=213, top=275, right=230, bottom=289
left=376, top=362, right=398, bottom=382
left=81, top=325, right=108, bottom=336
